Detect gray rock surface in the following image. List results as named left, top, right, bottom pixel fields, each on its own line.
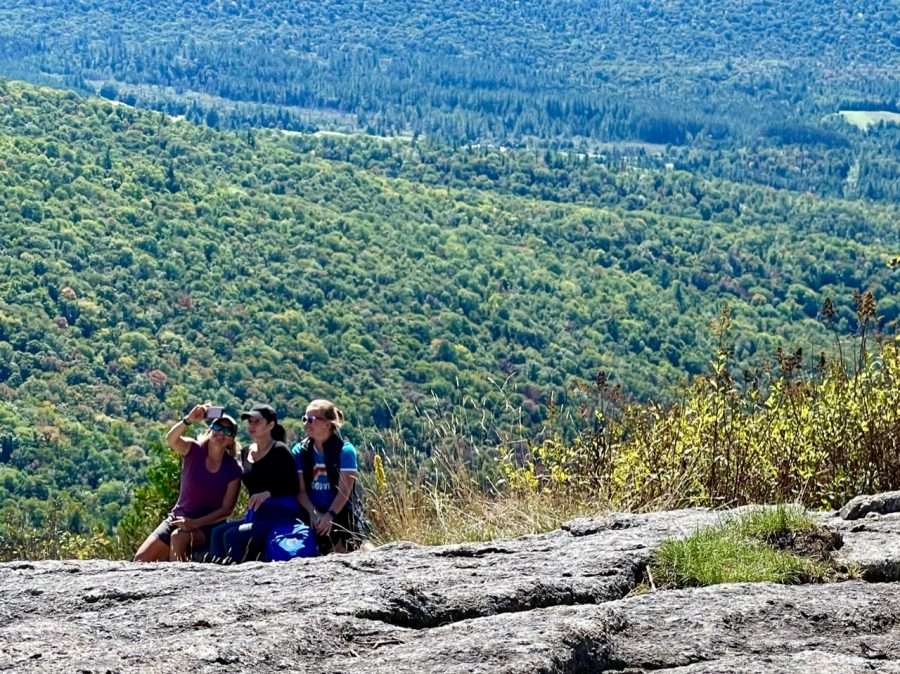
left=840, top=491, right=900, bottom=520
left=2, top=503, right=900, bottom=673
left=827, top=511, right=900, bottom=581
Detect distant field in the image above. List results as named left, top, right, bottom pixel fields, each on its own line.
left=592, top=141, right=669, bottom=155
left=84, top=79, right=359, bottom=130
left=839, top=110, right=900, bottom=130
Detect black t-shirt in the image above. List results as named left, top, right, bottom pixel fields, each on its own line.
left=240, top=441, right=299, bottom=497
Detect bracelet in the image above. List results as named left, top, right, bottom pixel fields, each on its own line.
left=181, top=416, right=192, bottom=426
left=327, top=509, right=338, bottom=518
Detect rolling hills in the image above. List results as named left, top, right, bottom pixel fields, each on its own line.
left=0, top=78, right=898, bottom=536
left=2, top=0, right=900, bottom=203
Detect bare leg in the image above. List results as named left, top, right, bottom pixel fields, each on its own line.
left=134, top=534, right=170, bottom=562
left=170, top=528, right=207, bottom=562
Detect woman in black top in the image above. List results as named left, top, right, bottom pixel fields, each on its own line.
left=207, top=403, right=299, bottom=562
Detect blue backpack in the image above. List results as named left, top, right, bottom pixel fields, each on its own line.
left=265, top=520, right=318, bottom=561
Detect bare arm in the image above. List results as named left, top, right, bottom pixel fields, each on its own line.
left=166, top=404, right=207, bottom=456
left=327, top=472, right=356, bottom=516
left=173, top=478, right=241, bottom=530
left=315, top=472, right=357, bottom=536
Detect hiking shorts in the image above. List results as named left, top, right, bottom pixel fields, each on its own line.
left=152, top=513, right=214, bottom=546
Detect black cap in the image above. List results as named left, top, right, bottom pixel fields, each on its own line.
left=210, top=413, right=238, bottom=430
left=240, top=403, right=278, bottom=423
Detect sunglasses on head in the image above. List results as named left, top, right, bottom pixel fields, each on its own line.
left=302, top=414, right=330, bottom=424
left=210, top=422, right=236, bottom=437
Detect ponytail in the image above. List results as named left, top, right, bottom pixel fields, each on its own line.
left=272, top=423, right=286, bottom=443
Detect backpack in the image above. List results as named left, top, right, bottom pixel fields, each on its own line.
left=292, top=436, right=372, bottom=546
left=265, top=520, right=318, bottom=561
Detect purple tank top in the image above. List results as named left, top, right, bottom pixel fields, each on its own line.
left=172, top=441, right=242, bottom=518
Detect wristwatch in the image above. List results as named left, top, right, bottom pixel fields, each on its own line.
left=181, top=416, right=192, bottom=426
left=327, top=509, right=338, bottom=518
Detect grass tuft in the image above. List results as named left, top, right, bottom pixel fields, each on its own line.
left=650, top=506, right=833, bottom=588
left=730, top=504, right=815, bottom=540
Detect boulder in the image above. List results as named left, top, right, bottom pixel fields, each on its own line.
left=839, top=490, right=900, bottom=520
left=826, top=511, right=900, bottom=581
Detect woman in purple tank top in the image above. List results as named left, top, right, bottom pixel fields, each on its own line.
left=134, top=403, right=243, bottom=562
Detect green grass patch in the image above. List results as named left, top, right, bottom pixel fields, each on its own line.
left=838, top=110, right=900, bottom=131
left=650, top=506, right=832, bottom=588
left=729, top=504, right=816, bottom=540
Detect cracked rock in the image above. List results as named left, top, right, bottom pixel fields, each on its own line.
left=2, top=499, right=900, bottom=672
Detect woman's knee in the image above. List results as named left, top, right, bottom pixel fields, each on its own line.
left=170, top=528, right=189, bottom=549
left=169, top=529, right=194, bottom=560
left=134, top=536, right=169, bottom=562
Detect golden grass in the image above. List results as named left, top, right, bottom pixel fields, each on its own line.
left=362, top=448, right=604, bottom=546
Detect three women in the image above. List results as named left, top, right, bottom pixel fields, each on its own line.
left=137, top=399, right=365, bottom=563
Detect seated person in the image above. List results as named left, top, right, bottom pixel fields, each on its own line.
left=134, top=404, right=242, bottom=562
left=292, top=399, right=366, bottom=554
left=207, top=403, right=299, bottom=563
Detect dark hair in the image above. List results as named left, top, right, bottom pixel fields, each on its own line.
left=272, top=423, right=286, bottom=443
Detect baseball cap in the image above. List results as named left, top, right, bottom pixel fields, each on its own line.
left=240, top=403, right=278, bottom=423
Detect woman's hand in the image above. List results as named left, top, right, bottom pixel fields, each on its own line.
left=314, top=512, right=333, bottom=536
left=247, top=490, right=271, bottom=512
left=171, top=516, right=196, bottom=531
left=185, top=404, right=208, bottom=424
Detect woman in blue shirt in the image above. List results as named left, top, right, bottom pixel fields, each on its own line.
left=293, top=399, right=363, bottom=554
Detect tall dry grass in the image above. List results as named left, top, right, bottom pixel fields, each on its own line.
left=363, top=297, right=900, bottom=544
left=360, top=392, right=602, bottom=546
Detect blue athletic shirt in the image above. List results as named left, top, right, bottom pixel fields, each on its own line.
left=304, top=441, right=358, bottom=512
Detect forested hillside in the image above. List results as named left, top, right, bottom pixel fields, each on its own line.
left=0, top=80, right=898, bottom=538
left=2, top=0, right=900, bottom=200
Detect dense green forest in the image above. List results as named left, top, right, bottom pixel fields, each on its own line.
left=0, top=80, right=898, bottom=540
left=2, top=0, right=900, bottom=200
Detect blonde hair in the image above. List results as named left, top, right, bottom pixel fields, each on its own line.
left=307, top=399, right=345, bottom=431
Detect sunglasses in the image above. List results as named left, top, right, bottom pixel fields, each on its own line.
left=209, top=422, right=236, bottom=437
left=302, top=414, right=330, bottom=424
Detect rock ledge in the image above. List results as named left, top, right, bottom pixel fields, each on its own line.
left=3, top=499, right=900, bottom=672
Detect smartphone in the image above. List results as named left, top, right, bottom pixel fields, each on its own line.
left=205, top=406, right=224, bottom=420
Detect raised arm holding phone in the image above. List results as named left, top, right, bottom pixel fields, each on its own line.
left=133, top=403, right=242, bottom=562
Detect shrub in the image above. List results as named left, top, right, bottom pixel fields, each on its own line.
left=0, top=498, right=116, bottom=561
left=111, top=441, right=180, bottom=558
left=502, top=305, right=900, bottom=512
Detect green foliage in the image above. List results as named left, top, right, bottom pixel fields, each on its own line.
left=504, top=306, right=900, bottom=511
left=651, top=509, right=831, bottom=588
left=0, top=497, right=116, bottom=560
left=3, top=0, right=900, bottom=200
left=112, top=441, right=180, bottom=558
left=1, top=80, right=899, bottom=548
